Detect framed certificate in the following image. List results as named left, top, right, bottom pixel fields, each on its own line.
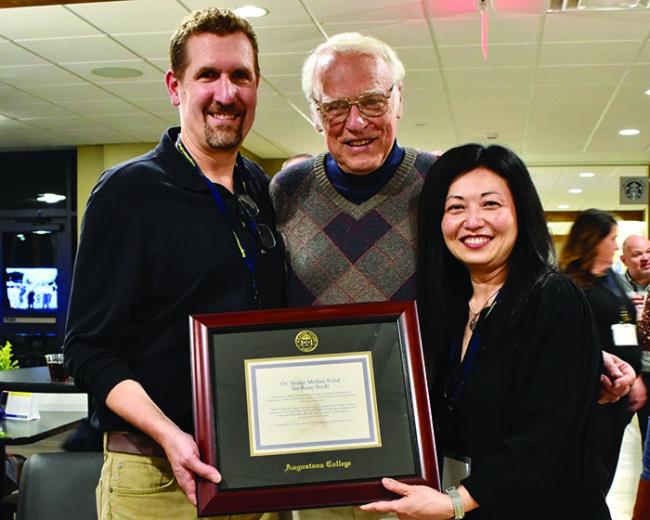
left=190, top=300, right=438, bottom=516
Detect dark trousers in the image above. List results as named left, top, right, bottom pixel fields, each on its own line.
left=596, top=396, right=633, bottom=494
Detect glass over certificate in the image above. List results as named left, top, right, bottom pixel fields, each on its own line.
left=190, top=300, right=438, bottom=516
left=245, top=352, right=381, bottom=456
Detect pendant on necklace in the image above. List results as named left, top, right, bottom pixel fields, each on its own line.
left=469, top=313, right=479, bottom=331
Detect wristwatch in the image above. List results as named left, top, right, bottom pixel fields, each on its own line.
left=445, top=486, right=465, bottom=519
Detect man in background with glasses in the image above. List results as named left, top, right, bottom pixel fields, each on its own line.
left=64, top=7, right=283, bottom=519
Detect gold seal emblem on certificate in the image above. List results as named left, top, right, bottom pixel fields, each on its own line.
left=295, top=330, right=318, bottom=352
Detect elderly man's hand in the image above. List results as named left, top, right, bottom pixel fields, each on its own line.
left=599, top=352, right=636, bottom=404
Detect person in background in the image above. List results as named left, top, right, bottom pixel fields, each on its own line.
left=633, top=296, right=650, bottom=518
left=619, top=234, right=650, bottom=316
left=560, top=209, right=646, bottom=493
left=280, top=153, right=313, bottom=171
left=64, top=8, right=284, bottom=519
left=361, top=144, right=610, bottom=519
left=620, top=234, right=650, bottom=443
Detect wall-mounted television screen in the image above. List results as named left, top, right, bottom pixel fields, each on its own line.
left=5, top=267, right=58, bottom=311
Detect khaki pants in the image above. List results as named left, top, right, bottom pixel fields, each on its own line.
left=96, top=449, right=279, bottom=520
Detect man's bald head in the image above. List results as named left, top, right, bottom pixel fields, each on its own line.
left=621, top=234, right=650, bottom=285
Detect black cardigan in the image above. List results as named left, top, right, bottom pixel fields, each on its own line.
left=436, top=273, right=608, bottom=519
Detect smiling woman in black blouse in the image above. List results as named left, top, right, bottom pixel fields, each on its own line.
left=361, top=144, right=609, bottom=519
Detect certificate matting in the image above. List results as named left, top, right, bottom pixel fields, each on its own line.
left=191, top=301, right=438, bottom=516
left=245, top=352, right=381, bottom=456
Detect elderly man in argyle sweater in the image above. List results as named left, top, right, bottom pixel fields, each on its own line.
left=270, top=33, right=435, bottom=306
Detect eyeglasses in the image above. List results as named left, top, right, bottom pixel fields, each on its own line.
left=313, top=84, right=395, bottom=126
left=237, top=194, right=277, bottom=253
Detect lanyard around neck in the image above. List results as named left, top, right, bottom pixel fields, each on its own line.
left=175, top=136, right=260, bottom=306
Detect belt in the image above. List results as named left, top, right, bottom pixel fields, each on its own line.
left=106, top=432, right=166, bottom=458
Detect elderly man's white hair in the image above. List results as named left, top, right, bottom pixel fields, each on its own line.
left=302, top=32, right=406, bottom=124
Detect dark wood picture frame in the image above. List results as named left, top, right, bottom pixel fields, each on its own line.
left=190, top=300, right=438, bottom=516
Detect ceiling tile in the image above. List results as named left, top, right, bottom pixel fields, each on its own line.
left=0, top=41, right=47, bottom=66
left=539, top=41, right=644, bottom=66
left=445, top=67, right=533, bottom=88
left=0, top=85, right=44, bottom=104
left=402, top=87, right=448, bottom=107
left=254, top=25, right=325, bottom=54
left=0, top=102, right=75, bottom=120
left=262, top=75, right=303, bottom=96
left=100, top=80, right=168, bottom=100
left=534, top=64, right=627, bottom=85
left=449, top=85, right=530, bottom=104
left=439, top=43, right=537, bottom=69
left=532, top=84, right=616, bottom=104
left=113, top=33, right=172, bottom=61
left=16, top=35, right=137, bottom=63
left=259, top=53, right=308, bottom=76
left=67, top=0, right=189, bottom=34
left=405, top=69, right=444, bottom=90
left=0, top=5, right=100, bottom=40
left=183, top=0, right=314, bottom=26
left=543, top=11, right=650, bottom=42
left=0, top=64, right=81, bottom=87
left=86, top=113, right=166, bottom=131
left=55, top=98, right=150, bottom=116
left=431, top=14, right=541, bottom=45
left=322, top=20, right=432, bottom=47
left=307, top=0, right=423, bottom=23
left=626, top=64, right=650, bottom=83
left=395, top=46, right=439, bottom=69
left=63, top=60, right=164, bottom=83
left=19, top=83, right=116, bottom=103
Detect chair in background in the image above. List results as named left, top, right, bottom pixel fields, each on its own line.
left=16, top=452, right=102, bottom=520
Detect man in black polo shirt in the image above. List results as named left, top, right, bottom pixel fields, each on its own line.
left=64, top=8, right=283, bottom=519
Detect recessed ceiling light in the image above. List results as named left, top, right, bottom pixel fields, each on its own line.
left=32, top=230, right=51, bottom=235
left=645, top=89, right=650, bottom=96
left=233, top=5, right=268, bottom=18
left=568, top=188, right=583, bottom=194
left=37, top=193, right=66, bottom=204
left=92, top=67, right=143, bottom=79
left=619, top=128, right=640, bottom=136
left=558, top=204, right=570, bottom=209
left=579, top=172, right=595, bottom=178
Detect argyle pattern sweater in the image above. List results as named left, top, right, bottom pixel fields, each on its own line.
left=270, top=149, right=436, bottom=306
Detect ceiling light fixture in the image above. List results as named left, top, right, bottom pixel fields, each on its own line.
left=619, top=128, right=641, bottom=136
left=579, top=172, right=595, bottom=178
left=37, top=193, right=66, bottom=204
left=233, top=5, right=268, bottom=18
left=644, top=89, right=650, bottom=96
left=568, top=188, right=583, bottom=194
left=92, top=67, right=143, bottom=79
left=558, top=204, right=570, bottom=209
left=32, top=230, right=52, bottom=235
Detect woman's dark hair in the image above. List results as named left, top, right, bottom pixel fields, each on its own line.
left=559, top=209, right=617, bottom=288
left=417, top=143, right=554, bottom=374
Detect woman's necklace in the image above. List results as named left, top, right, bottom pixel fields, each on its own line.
left=468, top=288, right=501, bottom=331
